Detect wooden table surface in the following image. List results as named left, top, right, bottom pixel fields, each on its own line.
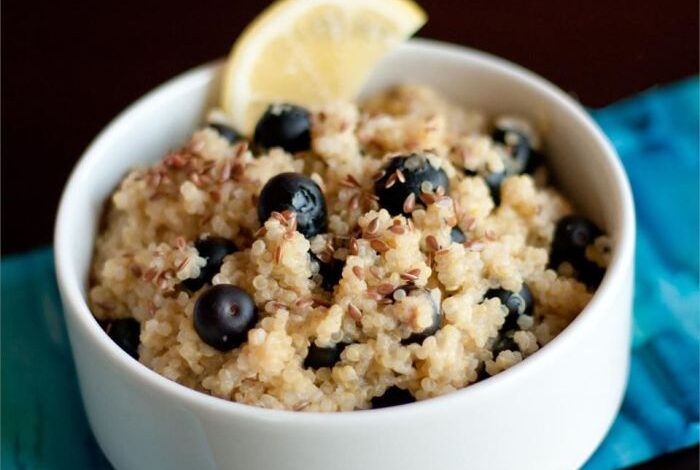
left=1, top=1, right=698, bottom=467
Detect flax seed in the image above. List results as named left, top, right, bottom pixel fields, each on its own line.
left=347, top=303, right=362, bottom=321
left=296, top=298, right=314, bottom=309
left=271, top=211, right=287, bottom=224
left=426, top=235, right=440, bottom=252
left=370, top=239, right=389, bottom=252
left=274, top=245, right=283, bottom=264
left=129, top=264, right=142, bottom=278
left=377, top=283, right=395, bottom=295
left=403, top=193, right=416, bottom=214
left=349, top=237, right=359, bottom=256
left=366, top=217, right=380, bottom=235
left=143, top=268, right=158, bottom=282
left=175, top=257, right=190, bottom=273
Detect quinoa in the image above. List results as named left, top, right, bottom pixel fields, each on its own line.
left=89, top=84, right=608, bottom=411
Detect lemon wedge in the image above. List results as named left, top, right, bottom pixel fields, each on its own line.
left=221, top=0, right=427, bottom=134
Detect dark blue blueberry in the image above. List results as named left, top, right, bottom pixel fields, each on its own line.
left=492, top=331, right=519, bottom=356
left=304, top=342, right=348, bottom=369
left=550, top=215, right=602, bottom=266
left=549, top=216, right=604, bottom=289
left=103, top=318, right=140, bottom=359
left=450, top=226, right=467, bottom=244
left=400, top=287, right=442, bottom=345
left=492, top=126, right=534, bottom=174
left=374, top=154, right=449, bottom=216
left=371, top=386, right=416, bottom=409
left=475, top=363, right=490, bottom=381
left=485, top=284, right=533, bottom=331
left=578, top=259, right=606, bottom=289
left=258, top=173, right=327, bottom=238
left=524, top=149, right=545, bottom=174
left=183, top=236, right=237, bottom=292
left=253, top=104, right=311, bottom=153
left=484, top=170, right=506, bottom=205
left=208, top=122, right=242, bottom=144
left=193, top=284, right=258, bottom=351
left=310, top=252, right=344, bottom=291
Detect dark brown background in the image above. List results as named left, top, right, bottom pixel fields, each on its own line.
left=1, top=1, right=699, bottom=467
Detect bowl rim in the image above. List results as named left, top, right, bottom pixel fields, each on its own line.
left=54, top=37, right=635, bottom=423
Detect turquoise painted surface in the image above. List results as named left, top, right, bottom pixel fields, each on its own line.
left=1, top=78, right=698, bottom=469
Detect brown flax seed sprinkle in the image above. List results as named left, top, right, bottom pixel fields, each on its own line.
left=274, top=245, right=283, bottom=264
left=349, top=237, right=359, bottom=256
left=426, top=235, right=440, bottom=252
left=366, top=217, right=380, bottom=235
left=370, top=239, right=390, bottom=252
left=295, top=298, right=314, bottom=309
left=347, top=303, right=362, bottom=322
left=377, top=283, right=395, bottom=295
left=403, top=193, right=416, bottom=214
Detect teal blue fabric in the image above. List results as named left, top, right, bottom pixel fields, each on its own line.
left=1, top=249, right=111, bottom=469
left=1, top=78, right=698, bottom=469
left=583, top=77, right=700, bottom=468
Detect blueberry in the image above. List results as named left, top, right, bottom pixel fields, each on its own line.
left=253, top=104, right=311, bottom=153
left=550, top=215, right=602, bottom=264
left=524, top=149, right=545, bottom=175
left=400, top=287, right=442, bottom=345
left=183, top=236, right=237, bottom=292
left=549, top=215, right=603, bottom=280
left=492, top=331, right=519, bottom=356
left=475, top=363, right=490, bottom=382
left=578, top=259, right=606, bottom=289
left=484, top=170, right=506, bottom=205
left=310, top=252, right=344, bottom=291
left=374, top=154, right=449, bottom=216
left=103, top=318, right=140, bottom=359
left=304, top=342, right=347, bottom=369
left=492, top=126, right=534, bottom=174
left=208, top=122, right=242, bottom=144
left=193, top=284, right=258, bottom=351
left=258, top=173, right=327, bottom=238
left=465, top=169, right=505, bottom=206
left=550, top=215, right=606, bottom=289
left=371, top=386, right=416, bottom=409
left=484, top=284, right=533, bottom=331
left=450, top=226, right=467, bottom=244
left=464, top=124, right=540, bottom=206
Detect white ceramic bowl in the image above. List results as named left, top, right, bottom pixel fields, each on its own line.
left=54, top=39, right=635, bottom=470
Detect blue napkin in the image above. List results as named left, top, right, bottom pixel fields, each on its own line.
left=584, top=77, right=700, bottom=468
left=2, top=78, right=698, bottom=470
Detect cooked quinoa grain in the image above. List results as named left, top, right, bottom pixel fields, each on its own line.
left=89, top=84, right=608, bottom=411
